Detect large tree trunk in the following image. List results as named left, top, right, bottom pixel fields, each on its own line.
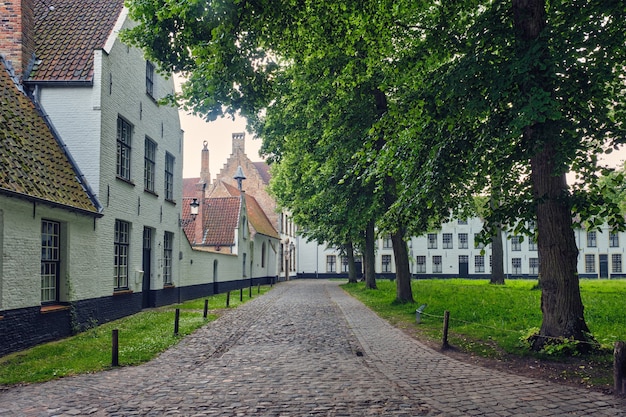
left=345, top=241, right=358, bottom=283
left=490, top=226, right=505, bottom=285
left=391, top=229, right=414, bottom=303
left=364, top=220, right=377, bottom=289
left=513, top=0, right=592, bottom=351
left=530, top=142, right=590, bottom=350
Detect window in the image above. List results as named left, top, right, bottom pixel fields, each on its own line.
left=163, top=232, right=173, bottom=284
left=587, top=231, right=597, bottom=248
left=475, top=255, right=485, bottom=273
left=585, top=254, right=595, bottom=273
left=442, top=233, right=453, bottom=249
left=458, top=219, right=468, bottom=225
left=146, top=61, right=155, bottom=97
left=511, top=236, right=522, bottom=251
left=382, top=234, right=392, bottom=249
left=612, top=254, right=622, bottom=273
left=529, top=258, right=539, bottom=275
left=165, top=152, right=175, bottom=201
left=512, top=258, right=522, bottom=275
left=144, top=137, right=156, bottom=192
left=382, top=255, right=392, bottom=272
left=326, top=255, right=336, bottom=273
left=458, top=233, right=468, bottom=249
left=117, top=117, right=132, bottom=180
left=41, top=220, right=60, bottom=303
left=427, top=233, right=437, bottom=249
left=261, top=242, right=266, bottom=268
left=528, top=235, right=537, bottom=251
left=610, top=232, right=619, bottom=248
left=114, top=220, right=130, bottom=290
left=416, top=256, right=426, bottom=273
left=432, top=256, right=442, bottom=273
left=341, top=256, right=349, bottom=272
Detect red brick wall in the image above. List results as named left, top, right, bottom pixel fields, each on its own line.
left=0, top=0, right=35, bottom=79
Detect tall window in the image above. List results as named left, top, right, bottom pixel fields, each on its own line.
left=511, top=236, right=522, bottom=251
left=382, top=235, right=392, bottom=249
left=144, top=137, right=156, bottom=192
left=326, top=255, right=336, bottom=272
left=585, top=254, right=595, bottom=273
left=587, top=231, right=597, bottom=248
left=475, top=255, right=485, bottom=273
left=165, top=152, right=175, bottom=201
left=117, top=117, right=132, bottom=180
left=442, top=233, right=453, bottom=249
left=528, top=235, right=537, bottom=251
left=341, top=256, right=349, bottom=272
left=41, top=220, right=60, bottom=303
left=529, top=258, right=539, bottom=275
left=512, top=258, right=522, bottom=275
left=163, top=232, right=173, bottom=284
left=114, top=220, right=130, bottom=290
left=610, top=232, right=619, bottom=248
left=612, top=254, right=622, bottom=273
left=427, top=233, right=437, bottom=249
left=458, top=233, right=468, bottom=249
left=261, top=242, right=266, bottom=268
left=382, top=255, right=392, bottom=272
left=416, top=256, right=426, bottom=273
left=146, top=61, right=155, bottom=97
left=432, top=256, right=442, bottom=273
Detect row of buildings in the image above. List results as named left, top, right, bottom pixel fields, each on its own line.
left=0, top=0, right=291, bottom=357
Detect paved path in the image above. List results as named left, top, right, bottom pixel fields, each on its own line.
left=1, top=280, right=625, bottom=416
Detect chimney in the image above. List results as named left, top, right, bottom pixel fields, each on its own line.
left=232, top=132, right=245, bottom=154
left=200, top=140, right=211, bottom=186
left=0, top=0, right=36, bottom=81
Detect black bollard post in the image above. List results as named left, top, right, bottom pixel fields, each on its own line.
left=442, top=310, right=450, bottom=349
left=112, top=329, right=119, bottom=367
left=240, top=287, right=243, bottom=302
left=249, top=283, right=252, bottom=298
left=203, top=299, right=209, bottom=318
left=174, top=308, right=180, bottom=335
left=226, top=291, right=230, bottom=307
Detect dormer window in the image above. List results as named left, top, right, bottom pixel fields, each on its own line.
left=146, top=61, right=155, bottom=97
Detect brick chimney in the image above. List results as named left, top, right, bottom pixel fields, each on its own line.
left=232, top=132, right=245, bottom=154
left=200, top=140, right=211, bottom=187
left=0, top=0, right=36, bottom=81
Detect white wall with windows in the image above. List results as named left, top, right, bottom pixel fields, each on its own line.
left=297, top=216, right=626, bottom=279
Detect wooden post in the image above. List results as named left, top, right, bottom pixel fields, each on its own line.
left=112, top=329, right=119, bottom=367
left=615, top=341, right=626, bottom=395
left=174, top=308, right=180, bottom=335
left=226, top=291, right=230, bottom=307
left=249, top=283, right=252, bottom=298
left=442, top=310, right=450, bottom=349
left=203, top=299, right=209, bottom=318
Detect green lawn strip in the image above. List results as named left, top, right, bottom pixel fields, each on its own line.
left=342, top=279, right=626, bottom=386
left=0, top=285, right=272, bottom=386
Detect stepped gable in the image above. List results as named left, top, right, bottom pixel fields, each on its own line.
left=0, top=61, right=99, bottom=214
left=29, top=0, right=124, bottom=83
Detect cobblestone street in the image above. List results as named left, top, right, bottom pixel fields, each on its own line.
left=1, top=280, right=625, bottom=416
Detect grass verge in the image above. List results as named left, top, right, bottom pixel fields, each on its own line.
left=0, top=285, right=272, bottom=386
left=342, top=278, right=626, bottom=389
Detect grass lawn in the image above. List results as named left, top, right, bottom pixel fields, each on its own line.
left=0, top=285, right=272, bottom=386
left=342, top=278, right=626, bottom=388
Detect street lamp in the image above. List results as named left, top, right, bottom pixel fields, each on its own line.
left=180, top=198, right=200, bottom=227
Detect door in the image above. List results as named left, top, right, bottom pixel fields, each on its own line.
left=599, top=254, right=608, bottom=278
left=142, top=227, right=152, bottom=308
left=458, top=255, right=469, bottom=277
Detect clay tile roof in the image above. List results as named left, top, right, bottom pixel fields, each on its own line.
left=29, top=0, right=124, bottom=83
left=221, top=182, right=279, bottom=239
left=203, top=197, right=241, bottom=246
left=252, top=161, right=271, bottom=185
left=0, top=62, right=99, bottom=214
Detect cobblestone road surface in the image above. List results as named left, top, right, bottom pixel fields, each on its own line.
left=1, top=280, right=625, bottom=416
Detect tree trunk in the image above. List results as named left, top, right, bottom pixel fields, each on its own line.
left=391, top=229, right=414, bottom=303
left=490, top=226, right=505, bottom=285
left=346, top=241, right=358, bottom=283
left=364, top=220, right=377, bottom=289
left=513, top=0, right=592, bottom=351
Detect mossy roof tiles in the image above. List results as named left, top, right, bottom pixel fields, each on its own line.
left=29, top=0, right=124, bottom=83
left=0, top=63, right=98, bottom=214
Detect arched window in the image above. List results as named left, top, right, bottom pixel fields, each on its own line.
left=261, top=242, right=266, bottom=268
